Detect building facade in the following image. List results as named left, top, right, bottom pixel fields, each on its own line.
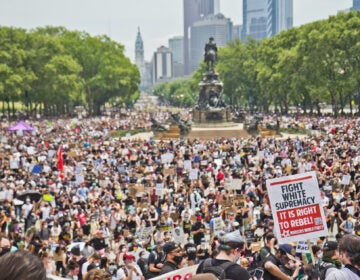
left=183, top=0, right=215, bottom=75
left=189, top=13, right=233, bottom=73
left=353, top=0, right=360, bottom=10
left=135, top=28, right=151, bottom=91
left=242, top=0, right=293, bottom=41
left=168, top=36, right=184, bottom=77
left=152, top=46, right=173, bottom=85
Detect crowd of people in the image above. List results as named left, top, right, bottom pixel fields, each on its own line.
left=0, top=110, right=359, bottom=280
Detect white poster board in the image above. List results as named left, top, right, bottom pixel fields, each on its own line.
left=155, top=183, right=164, bottom=196
left=266, top=171, right=328, bottom=243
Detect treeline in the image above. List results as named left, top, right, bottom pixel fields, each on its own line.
left=155, top=10, right=360, bottom=116
left=0, top=26, right=140, bottom=117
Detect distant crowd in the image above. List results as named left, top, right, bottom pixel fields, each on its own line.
left=0, top=110, right=359, bottom=280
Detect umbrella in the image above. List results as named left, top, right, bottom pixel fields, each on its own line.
left=16, top=190, right=42, bottom=203
left=7, top=121, right=34, bottom=131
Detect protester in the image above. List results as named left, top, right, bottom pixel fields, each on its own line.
left=196, top=230, right=251, bottom=280
left=0, top=250, right=46, bottom=280
left=0, top=112, right=360, bottom=280
left=326, top=234, right=360, bottom=280
left=160, top=242, right=183, bottom=275
left=262, top=243, right=300, bottom=280
left=116, top=252, right=144, bottom=280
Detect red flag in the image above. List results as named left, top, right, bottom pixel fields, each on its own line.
left=57, top=145, right=64, bottom=178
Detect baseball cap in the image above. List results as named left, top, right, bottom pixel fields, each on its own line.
left=220, top=230, right=244, bottom=245
left=162, top=242, right=180, bottom=254
left=279, top=244, right=296, bottom=261
left=323, top=241, right=338, bottom=251
left=123, top=252, right=134, bottom=260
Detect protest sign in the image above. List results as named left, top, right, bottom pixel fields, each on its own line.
left=212, top=217, right=223, bottom=235
left=161, top=153, right=174, bottom=164
left=184, top=160, right=192, bottom=171
left=296, top=240, right=316, bottom=253
left=340, top=174, right=351, bottom=185
left=139, top=226, right=154, bottom=243
left=266, top=171, right=328, bottom=243
left=225, top=178, right=242, bottom=190
left=163, top=167, right=175, bottom=177
left=189, top=169, right=198, bottom=180
left=172, top=227, right=186, bottom=244
left=151, top=264, right=198, bottom=280
left=155, top=183, right=164, bottom=196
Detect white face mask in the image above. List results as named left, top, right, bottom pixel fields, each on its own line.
left=317, top=251, right=323, bottom=259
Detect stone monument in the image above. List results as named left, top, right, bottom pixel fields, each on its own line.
left=192, top=37, right=232, bottom=125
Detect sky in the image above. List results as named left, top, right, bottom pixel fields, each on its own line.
left=0, top=0, right=353, bottom=62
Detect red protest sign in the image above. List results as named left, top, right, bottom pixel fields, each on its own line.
left=266, top=171, right=328, bottom=243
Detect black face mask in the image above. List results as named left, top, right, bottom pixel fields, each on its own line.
left=0, top=247, right=10, bottom=256
left=173, top=255, right=183, bottom=265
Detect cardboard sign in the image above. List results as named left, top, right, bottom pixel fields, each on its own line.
left=252, top=241, right=262, bottom=252
left=163, top=168, right=175, bottom=177
left=266, top=171, right=328, bottom=243
left=170, top=213, right=180, bottom=223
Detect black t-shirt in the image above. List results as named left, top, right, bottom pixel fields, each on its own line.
left=146, top=250, right=164, bottom=278
left=263, top=254, right=281, bottom=280
left=89, top=237, right=106, bottom=251
left=191, top=222, right=205, bottom=245
left=196, top=258, right=251, bottom=280
left=82, top=223, right=90, bottom=236
left=160, top=261, right=178, bottom=275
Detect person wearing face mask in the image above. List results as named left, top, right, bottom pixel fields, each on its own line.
left=263, top=243, right=300, bottom=280
left=160, top=242, right=183, bottom=275
left=279, top=256, right=301, bottom=279
left=116, top=252, right=144, bottom=280
left=311, top=241, right=341, bottom=280
left=326, top=234, right=360, bottom=280
left=196, top=230, right=251, bottom=280
left=145, top=241, right=164, bottom=279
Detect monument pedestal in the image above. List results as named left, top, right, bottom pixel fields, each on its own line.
left=192, top=108, right=232, bottom=125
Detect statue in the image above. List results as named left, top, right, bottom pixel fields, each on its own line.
left=150, top=118, right=167, bottom=132
left=170, top=113, right=191, bottom=135
left=204, top=37, right=217, bottom=72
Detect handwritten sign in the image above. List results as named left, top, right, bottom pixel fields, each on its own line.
left=266, top=171, right=328, bottom=242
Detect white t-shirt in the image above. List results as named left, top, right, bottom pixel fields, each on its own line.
left=116, top=264, right=143, bottom=280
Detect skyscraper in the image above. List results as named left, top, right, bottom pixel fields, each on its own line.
left=183, top=0, right=215, bottom=75
left=242, top=0, right=293, bottom=41
left=353, top=0, right=360, bottom=10
left=169, top=36, right=184, bottom=77
left=152, top=46, right=173, bottom=85
left=189, top=13, right=233, bottom=73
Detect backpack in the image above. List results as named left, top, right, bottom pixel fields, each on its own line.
left=317, top=261, right=336, bottom=280
left=200, top=258, right=237, bottom=280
